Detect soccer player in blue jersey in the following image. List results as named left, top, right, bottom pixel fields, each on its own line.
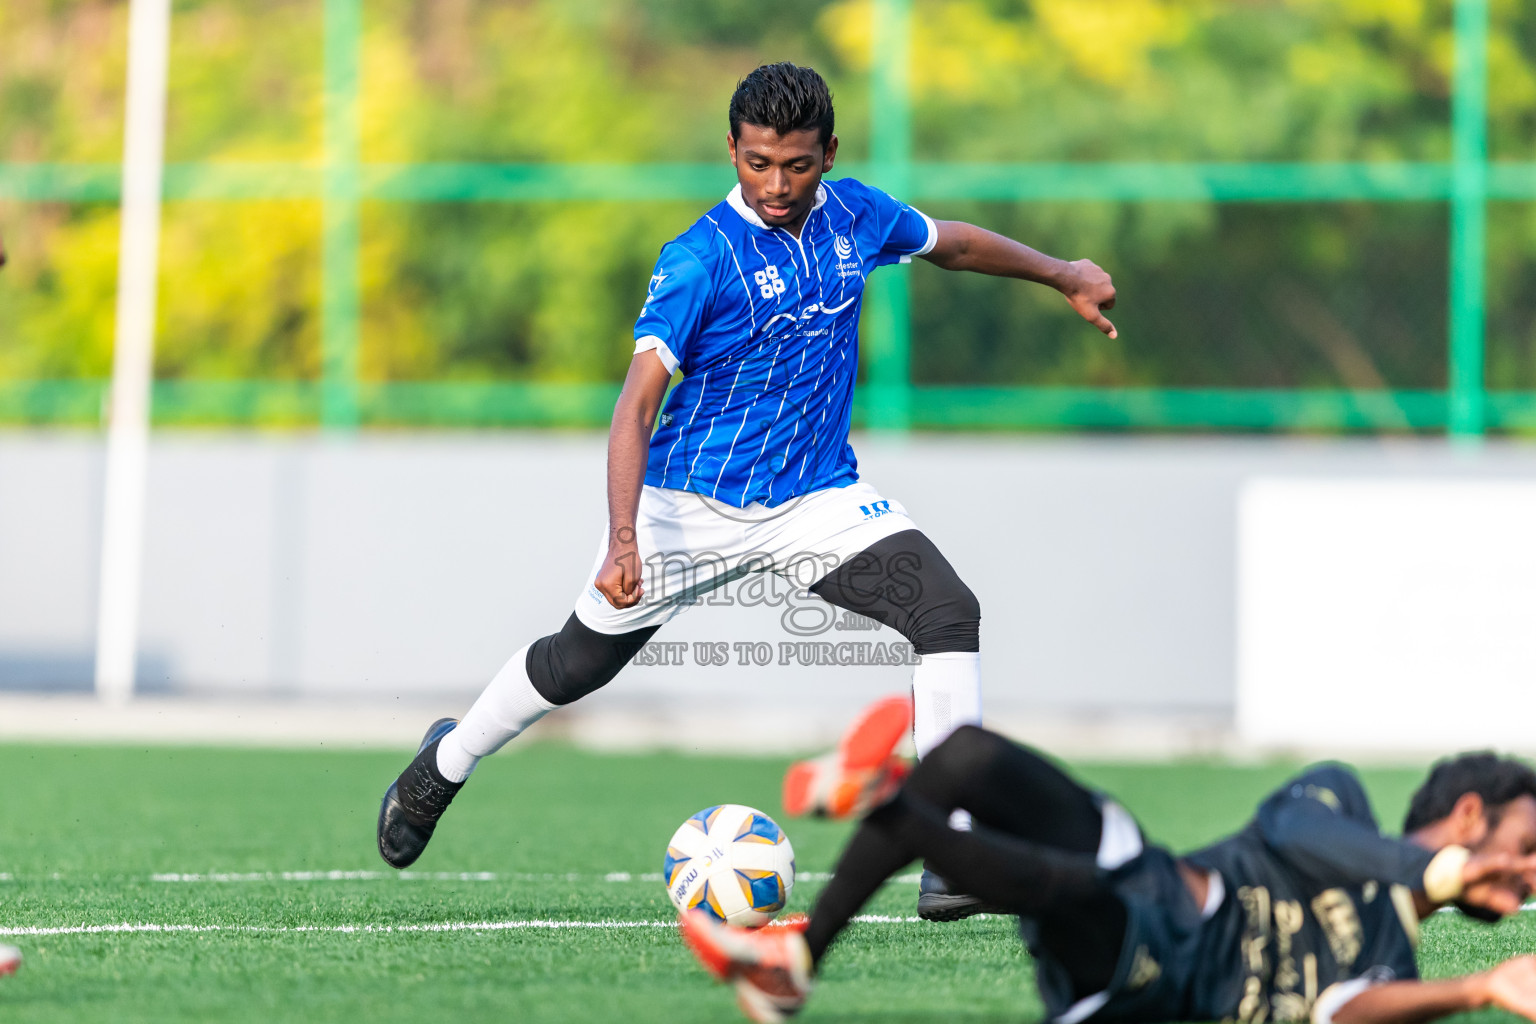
left=377, top=63, right=1118, bottom=918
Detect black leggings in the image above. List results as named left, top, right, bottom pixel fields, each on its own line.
left=809, top=529, right=979, bottom=654
left=526, top=529, right=978, bottom=705
left=805, top=726, right=1128, bottom=998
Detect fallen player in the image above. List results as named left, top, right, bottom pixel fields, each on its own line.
left=683, top=725, right=1536, bottom=1023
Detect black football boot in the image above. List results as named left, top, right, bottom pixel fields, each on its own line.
left=377, top=717, right=463, bottom=869
left=916, top=867, right=997, bottom=921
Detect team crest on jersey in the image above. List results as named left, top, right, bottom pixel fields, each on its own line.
left=834, top=235, right=860, bottom=279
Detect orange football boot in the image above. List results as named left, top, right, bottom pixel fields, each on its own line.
left=782, top=695, right=912, bottom=819
left=679, top=910, right=813, bottom=1022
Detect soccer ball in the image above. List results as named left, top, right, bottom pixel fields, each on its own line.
left=663, top=804, right=795, bottom=927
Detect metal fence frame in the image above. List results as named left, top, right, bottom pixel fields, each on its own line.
left=0, top=0, right=1525, bottom=435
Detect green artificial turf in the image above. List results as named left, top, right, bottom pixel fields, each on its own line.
left=0, top=742, right=1531, bottom=1023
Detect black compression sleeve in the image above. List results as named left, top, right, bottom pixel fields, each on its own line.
left=525, top=614, right=658, bottom=706
left=809, top=529, right=979, bottom=654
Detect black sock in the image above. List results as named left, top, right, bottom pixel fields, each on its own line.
left=887, top=792, right=1104, bottom=914
left=804, top=727, right=1119, bottom=973
left=804, top=798, right=916, bottom=967
left=804, top=791, right=1106, bottom=968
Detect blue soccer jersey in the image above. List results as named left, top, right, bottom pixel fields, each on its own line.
left=633, top=177, right=936, bottom=508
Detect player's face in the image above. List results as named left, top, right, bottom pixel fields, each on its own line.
left=728, top=124, right=838, bottom=233
left=1472, top=795, right=1536, bottom=903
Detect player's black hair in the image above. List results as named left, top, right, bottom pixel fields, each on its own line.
left=1404, top=751, right=1536, bottom=833
left=728, top=62, right=835, bottom=147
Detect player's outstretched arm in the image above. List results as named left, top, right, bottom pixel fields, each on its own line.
left=1256, top=765, right=1439, bottom=891
left=918, top=220, right=1117, bottom=338
left=1255, top=765, right=1536, bottom=911
left=1332, top=957, right=1536, bottom=1024
left=595, top=351, right=672, bottom=610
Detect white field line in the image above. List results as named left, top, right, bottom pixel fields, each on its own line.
left=0, top=915, right=926, bottom=938
left=0, top=871, right=922, bottom=885
left=4, top=908, right=1531, bottom=939
left=154, top=871, right=519, bottom=883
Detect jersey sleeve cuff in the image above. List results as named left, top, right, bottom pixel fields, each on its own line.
left=898, top=212, right=939, bottom=264
left=914, top=211, right=938, bottom=256
left=1423, top=845, right=1470, bottom=903
left=1312, top=978, right=1379, bottom=1024
left=634, top=335, right=679, bottom=374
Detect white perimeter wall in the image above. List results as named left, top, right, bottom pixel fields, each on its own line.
left=6, top=432, right=1536, bottom=742
left=1238, top=478, right=1536, bottom=750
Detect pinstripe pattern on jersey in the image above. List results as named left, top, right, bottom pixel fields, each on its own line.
left=634, top=177, right=935, bottom=508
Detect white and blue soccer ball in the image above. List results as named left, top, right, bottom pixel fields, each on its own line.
left=663, top=803, right=795, bottom=927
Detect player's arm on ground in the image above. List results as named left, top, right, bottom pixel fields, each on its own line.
left=918, top=221, right=1117, bottom=338
left=1330, top=957, right=1536, bottom=1024
left=595, top=351, right=672, bottom=609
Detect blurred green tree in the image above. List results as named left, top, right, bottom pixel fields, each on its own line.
left=1, top=0, right=1534, bottom=422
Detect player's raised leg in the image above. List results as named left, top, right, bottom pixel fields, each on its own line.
left=803, top=726, right=1127, bottom=971
left=681, top=726, right=1128, bottom=1020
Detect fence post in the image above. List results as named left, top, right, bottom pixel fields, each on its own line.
left=866, top=0, right=914, bottom=432
left=1449, top=0, right=1489, bottom=439
left=322, top=0, right=362, bottom=429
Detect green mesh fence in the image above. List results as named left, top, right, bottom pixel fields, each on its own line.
left=0, top=0, right=1521, bottom=435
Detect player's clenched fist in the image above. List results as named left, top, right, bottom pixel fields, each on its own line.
left=595, top=529, right=645, bottom=609
left=1458, top=851, right=1536, bottom=917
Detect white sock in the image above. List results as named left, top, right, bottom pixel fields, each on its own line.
left=912, top=650, right=982, bottom=831
left=436, top=644, right=556, bottom=783
left=911, top=651, right=982, bottom=757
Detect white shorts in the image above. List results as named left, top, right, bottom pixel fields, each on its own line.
left=574, top=480, right=917, bottom=635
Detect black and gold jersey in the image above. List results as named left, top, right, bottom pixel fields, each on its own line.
left=1180, top=764, right=1429, bottom=1023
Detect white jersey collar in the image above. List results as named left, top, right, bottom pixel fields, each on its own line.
left=726, top=182, right=828, bottom=230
